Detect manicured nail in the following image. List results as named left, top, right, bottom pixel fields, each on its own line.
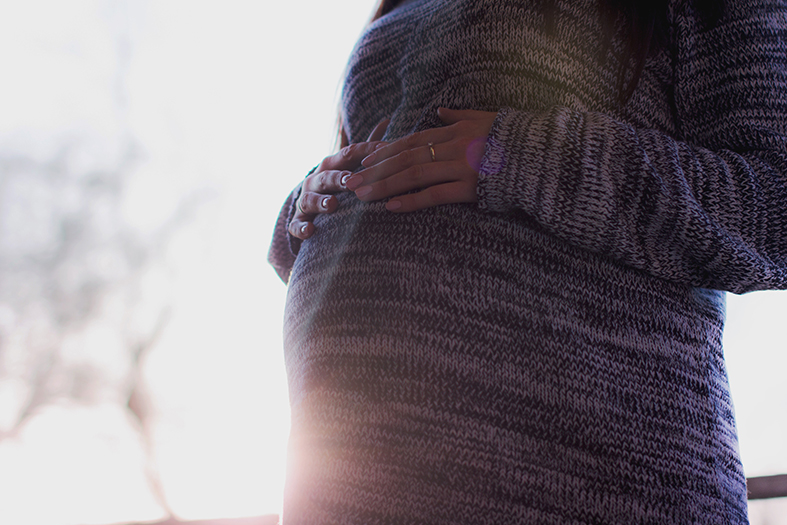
left=345, top=174, right=363, bottom=190
left=386, top=200, right=402, bottom=211
left=355, top=186, right=372, bottom=198
left=340, top=172, right=352, bottom=187
left=321, top=196, right=331, bottom=209
left=300, top=224, right=308, bottom=234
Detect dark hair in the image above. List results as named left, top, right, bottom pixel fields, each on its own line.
left=580, top=0, right=724, bottom=103
left=372, top=0, right=401, bottom=20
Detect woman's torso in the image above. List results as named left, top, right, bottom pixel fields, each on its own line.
left=283, top=1, right=747, bottom=523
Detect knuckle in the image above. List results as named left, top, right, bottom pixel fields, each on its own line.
left=301, top=193, right=314, bottom=212
left=309, top=193, right=321, bottom=210
left=315, top=172, right=329, bottom=193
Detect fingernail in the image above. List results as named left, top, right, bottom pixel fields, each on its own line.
left=340, top=172, right=352, bottom=187
left=361, top=154, right=375, bottom=167
left=355, top=186, right=372, bottom=198
left=300, top=224, right=308, bottom=234
left=345, top=174, right=362, bottom=190
left=386, top=200, right=402, bottom=211
left=321, top=196, right=331, bottom=209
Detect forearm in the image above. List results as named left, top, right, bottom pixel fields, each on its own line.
left=477, top=106, right=787, bottom=292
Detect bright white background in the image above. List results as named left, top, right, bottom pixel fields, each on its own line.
left=0, top=1, right=783, bottom=524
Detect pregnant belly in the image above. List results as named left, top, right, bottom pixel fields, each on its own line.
left=281, top=195, right=733, bottom=523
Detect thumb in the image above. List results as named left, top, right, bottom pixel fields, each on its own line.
left=367, top=118, right=391, bottom=142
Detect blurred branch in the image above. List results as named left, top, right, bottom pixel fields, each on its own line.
left=127, top=305, right=174, bottom=519
left=0, top=346, right=58, bottom=440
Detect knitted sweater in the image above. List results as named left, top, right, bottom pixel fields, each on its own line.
left=269, top=0, right=787, bottom=523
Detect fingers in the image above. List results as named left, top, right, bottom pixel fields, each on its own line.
left=361, top=109, right=498, bottom=169
left=350, top=142, right=438, bottom=189
left=321, top=140, right=387, bottom=173
left=318, top=118, right=390, bottom=172
left=361, top=127, right=454, bottom=167
left=303, top=168, right=354, bottom=194
left=298, top=192, right=339, bottom=215
left=367, top=118, right=390, bottom=142
left=288, top=218, right=313, bottom=239
left=354, top=160, right=469, bottom=202
left=291, top=110, right=497, bottom=219
left=290, top=118, right=390, bottom=240
left=385, top=181, right=477, bottom=213
left=288, top=191, right=340, bottom=240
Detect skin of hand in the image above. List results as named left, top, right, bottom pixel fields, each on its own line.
left=289, top=118, right=390, bottom=240
left=347, top=107, right=498, bottom=212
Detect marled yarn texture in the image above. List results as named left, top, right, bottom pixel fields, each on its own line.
left=269, top=0, right=787, bottom=523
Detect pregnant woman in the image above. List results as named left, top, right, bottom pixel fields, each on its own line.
left=269, top=0, right=787, bottom=522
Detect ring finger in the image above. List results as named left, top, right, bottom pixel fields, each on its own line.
left=353, top=142, right=442, bottom=189
left=355, top=159, right=467, bottom=202
left=361, top=126, right=454, bottom=167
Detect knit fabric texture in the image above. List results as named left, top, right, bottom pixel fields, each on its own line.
left=269, top=0, right=787, bottom=523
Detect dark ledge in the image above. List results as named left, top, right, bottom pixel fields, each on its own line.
left=748, top=474, right=787, bottom=500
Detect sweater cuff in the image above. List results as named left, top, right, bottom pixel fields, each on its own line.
left=477, top=107, right=541, bottom=214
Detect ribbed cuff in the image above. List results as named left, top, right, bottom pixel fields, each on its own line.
left=477, top=107, right=540, bottom=214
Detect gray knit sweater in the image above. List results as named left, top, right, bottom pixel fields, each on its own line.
left=269, top=0, right=787, bottom=523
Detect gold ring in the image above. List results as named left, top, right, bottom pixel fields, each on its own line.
left=428, top=142, right=436, bottom=162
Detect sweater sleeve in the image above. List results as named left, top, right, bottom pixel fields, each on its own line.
left=267, top=185, right=303, bottom=284
left=477, top=2, right=787, bottom=294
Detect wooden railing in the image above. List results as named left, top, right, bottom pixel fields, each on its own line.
left=122, top=477, right=786, bottom=525
left=747, top=474, right=787, bottom=500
